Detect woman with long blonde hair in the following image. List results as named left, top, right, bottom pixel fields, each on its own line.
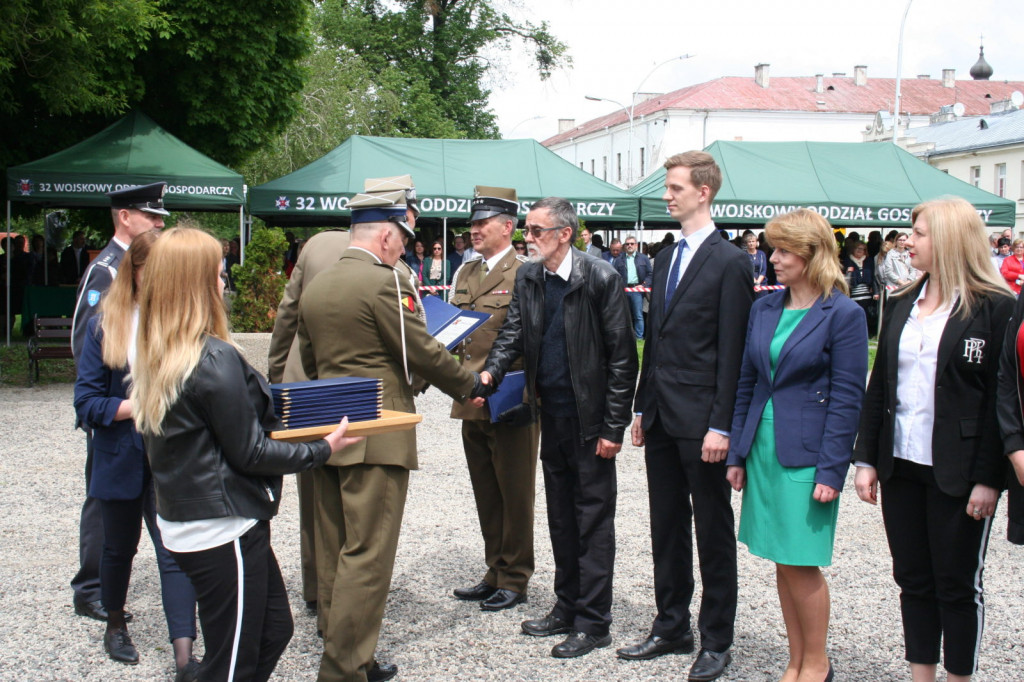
left=73, top=229, right=199, bottom=676
left=726, top=209, right=868, bottom=682
left=132, top=227, right=359, bottom=682
left=855, top=197, right=1013, bottom=682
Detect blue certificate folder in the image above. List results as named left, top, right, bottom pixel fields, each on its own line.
left=271, top=376, right=382, bottom=429
left=421, top=294, right=490, bottom=350
left=487, top=370, right=526, bottom=423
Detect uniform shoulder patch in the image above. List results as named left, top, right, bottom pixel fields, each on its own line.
left=401, top=295, right=416, bottom=312
left=86, top=290, right=101, bottom=306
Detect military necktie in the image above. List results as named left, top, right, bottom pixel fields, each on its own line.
left=479, top=260, right=489, bottom=283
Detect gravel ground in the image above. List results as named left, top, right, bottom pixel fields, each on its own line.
left=2, top=338, right=1023, bottom=680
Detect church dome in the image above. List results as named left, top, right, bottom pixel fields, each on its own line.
left=970, top=43, right=993, bottom=80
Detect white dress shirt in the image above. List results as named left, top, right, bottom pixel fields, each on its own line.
left=893, top=281, right=953, bottom=467
left=666, top=222, right=717, bottom=289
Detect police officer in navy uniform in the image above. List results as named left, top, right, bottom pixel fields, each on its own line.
left=450, top=187, right=540, bottom=611
left=69, top=181, right=167, bottom=622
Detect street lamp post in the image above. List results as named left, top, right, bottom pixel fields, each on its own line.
left=893, top=0, right=914, bottom=144
left=586, top=53, right=694, bottom=187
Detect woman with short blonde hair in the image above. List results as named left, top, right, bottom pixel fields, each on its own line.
left=132, top=227, right=359, bottom=682
left=728, top=208, right=867, bottom=682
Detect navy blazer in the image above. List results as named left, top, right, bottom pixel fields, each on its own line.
left=612, top=252, right=653, bottom=287
left=727, top=289, right=868, bottom=491
left=74, top=316, right=146, bottom=501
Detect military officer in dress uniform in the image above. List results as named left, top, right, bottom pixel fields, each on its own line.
left=450, top=187, right=540, bottom=611
left=69, top=182, right=168, bottom=623
left=268, top=175, right=422, bottom=634
left=298, top=188, right=490, bottom=682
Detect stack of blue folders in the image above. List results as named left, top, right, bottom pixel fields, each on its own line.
left=270, top=377, right=383, bottom=429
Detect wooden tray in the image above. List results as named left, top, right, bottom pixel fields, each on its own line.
left=270, top=409, right=422, bottom=443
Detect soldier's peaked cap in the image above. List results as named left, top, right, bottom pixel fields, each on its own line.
left=364, top=174, right=419, bottom=217
left=348, top=190, right=414, bottom=238
left=107, top=182, right=170, bottom=216
left=470, top=186, right=519, bottom=221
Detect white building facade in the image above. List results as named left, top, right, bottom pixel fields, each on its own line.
left=544, top=63, right=1024, bottom=190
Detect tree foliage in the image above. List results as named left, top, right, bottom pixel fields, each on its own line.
left=316, top=0, right=570, bottom=139
left=229, top=226, right=287, bottom=332
left=0, top=0, right=310, bottom=174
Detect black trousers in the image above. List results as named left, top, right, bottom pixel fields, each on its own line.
left=71, top=430, right=103, bottom=603
left=881, top=459, right=993, bottom=676
left=99, top=480, right=196, bottom=641
left=171, top=521, right=293, bottom=682
left=540, top=412, right=616, bottom=637
left=644, top=417, right=737, bottom=652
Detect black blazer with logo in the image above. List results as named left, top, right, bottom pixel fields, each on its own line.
left=855, top=276, right=1013, bottom=497
left=635, top=229, right=754, bottom=438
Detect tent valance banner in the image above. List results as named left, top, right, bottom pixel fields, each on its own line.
left=250, top=136, right=638, bottom=225
left=631, top=140, right=1015, bottom=227
left=6, top=111, right=245, bottom=210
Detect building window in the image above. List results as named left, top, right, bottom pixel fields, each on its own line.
left=639, top=147, right=646, bottom=178
left=996, top=163, right=1007, bottom=197
left=970, top=166, right=981, bottom=187
left=590, top=159, right=595, bottom=175
left=617, top=153, right=622, bottom=182
left=602, top=156, right=607, bottom=181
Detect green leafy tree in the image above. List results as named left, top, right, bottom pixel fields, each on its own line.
left=229, top=227, right=287, bottom=332
left=316, top=0, right=570, bottom=139
left=1, top=0, right=310, bottom=177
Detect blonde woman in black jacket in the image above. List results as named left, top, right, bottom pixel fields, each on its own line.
left=854, top=198, right=1013, bottom=682
left=132, top=227, right=359, bottom=682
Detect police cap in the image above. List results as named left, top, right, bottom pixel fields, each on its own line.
left=107, top=182, right=170, bottom=216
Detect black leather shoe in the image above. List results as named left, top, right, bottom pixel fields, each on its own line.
left=521, top=613, right=571, bottom=637
left=453, top=580, right=497, bottom=601
left=175, top=657, right=201, bottom=682
left=480, top=588, right=526, bottom=611
left=74, top=599, right=133, bottom=623
left=103, top=628, right=139, bottom=665
left=305, top=600, right=318, bottom=614
left=368, top=660, right=398, bottom=682
left=616, top=631, right=695, bottom=660
left=551, top=631, right=612, bottom=658
left=688, top=648, right=732, bottom=682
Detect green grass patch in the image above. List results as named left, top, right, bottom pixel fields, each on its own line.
left=0, top=316, right=77, bottom=386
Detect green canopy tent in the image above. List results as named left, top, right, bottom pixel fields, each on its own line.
left=631, top=140, right=1016, bottom=227
left=250, top=135, right=639, bottom=226
left=4, top=111, right=246, bottom=345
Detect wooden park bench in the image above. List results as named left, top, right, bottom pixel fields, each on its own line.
left=27, top=316, right=74, bottom=385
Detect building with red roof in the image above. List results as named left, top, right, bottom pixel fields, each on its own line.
left=543, top=55, right=1024, bottom=190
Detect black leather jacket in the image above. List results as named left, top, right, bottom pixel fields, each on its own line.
left=483, top=248, right=638, bottom=443
left=145, top=336, right=330, bottom=522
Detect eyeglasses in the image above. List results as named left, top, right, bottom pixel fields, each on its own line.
left=525, top=225, right=569, bottom=239
left=433, top=246, right=443, bottom=251
left=625, top=242, right=636, bottom=246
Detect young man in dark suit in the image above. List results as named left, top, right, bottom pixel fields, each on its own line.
left=618, top=151, right=754, bottom=681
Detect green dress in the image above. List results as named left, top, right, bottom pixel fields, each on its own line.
left=737, top=308, right=840, bottom=567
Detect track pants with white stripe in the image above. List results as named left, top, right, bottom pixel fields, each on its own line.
left=881, top=459, right=994, bottom=677
left=171, top=521, right=293, bottom=682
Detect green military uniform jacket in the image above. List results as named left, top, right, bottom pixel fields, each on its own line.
left=297, top=247, right=476, bottom=469
left=449, top=248, right=527, bottom=421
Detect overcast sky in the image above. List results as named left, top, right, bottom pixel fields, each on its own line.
left=488, top=0, right=1023, bottom=141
